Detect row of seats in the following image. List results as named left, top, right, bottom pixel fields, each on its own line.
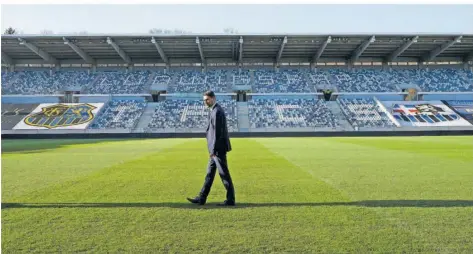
left=87, top=71, right=151, bottom=94
left=1, top=71, right=148, bottom=95
left=446, top=100, right=473, bottom=105
left=310, top=68, right=473, bottom=92
left=147, top=99, right=238, bottom=131
left=248, top=98, right=339, bottom=128
left=89, top=100, right=146, bottom=129
left=253, top=69, right=312, bottom=93
left=338, top=98, right=396, bottom=128
left=325, top=69, right=395, bottom=93
left=2, top=71, right=62, bottom=95
left=2, top=68, right=472, bottom=94
left=167, top=70, right=230, bottom=93
left=388, top=69, right=473, bottom=92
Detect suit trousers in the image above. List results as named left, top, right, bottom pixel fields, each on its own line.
left=199, top=152, right=235, bottom=202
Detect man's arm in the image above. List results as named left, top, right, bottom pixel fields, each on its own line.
left=211, top=110, right=225, bottom=155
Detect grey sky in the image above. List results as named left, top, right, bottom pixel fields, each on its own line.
left=1, top=4, right=473, bottom=35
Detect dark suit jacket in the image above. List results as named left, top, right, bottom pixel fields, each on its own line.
left=206, top=103, right=232, bottom=155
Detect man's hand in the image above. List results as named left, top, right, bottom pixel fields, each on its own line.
left=210, top=154, right=216, bottom=158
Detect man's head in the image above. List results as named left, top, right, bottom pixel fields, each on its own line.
left=203, top=90, right=216, bottom=108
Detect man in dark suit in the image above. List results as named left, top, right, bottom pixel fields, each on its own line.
left=187, top=91, right=236, bottom=206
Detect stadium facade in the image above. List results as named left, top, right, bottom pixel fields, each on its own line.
left=1, top=34, right=473, bottom=137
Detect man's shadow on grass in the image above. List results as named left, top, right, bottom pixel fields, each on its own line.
left=2, top=200, right=473, bottom=210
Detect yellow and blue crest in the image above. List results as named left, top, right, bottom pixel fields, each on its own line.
left=24, top=104, right=97, bottom=129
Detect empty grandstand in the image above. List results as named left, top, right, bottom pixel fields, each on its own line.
left=89, top=100, right=146, bottom=129
left=85, top=71, right=152, bottom=94
left=252, top=69, right=312, bottom=93
left=248, top=97, right=339, bottom=129
left=147, top=98, right=238, bottom=132
left=1, top=34, right=473, bottom=135
left=338, top=98, right=396, bottom=129
left=167, top=69, right=230, bottom=93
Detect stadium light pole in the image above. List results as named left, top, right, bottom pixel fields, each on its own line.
left=63, top=37, right=95, bottom=65
left=151, top=37, right=168, bottom=65
left=276, top=36, right=287, bottom=66
left=106, top=37, right=132, bottom=64
left=386, top=36, right=418, bottom=62
left=1, top=51, right=13, bottom=65
left=196, top=37, right=206, bottom=67
left=422, top=35, right=463, bottom=62
left=17, top=38, right=58, bottom=65
left=350, top=35, right=375, bottom=64
left=311, top=36, right=331, bottom=66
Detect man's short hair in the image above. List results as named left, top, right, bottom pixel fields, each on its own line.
left=203, top=90, right=215, bottom=98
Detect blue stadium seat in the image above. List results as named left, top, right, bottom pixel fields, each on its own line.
left=147, top=99, right=238, bottom=131
left=337, top=98, right=395, bottom=128
left=388, top=69, right=473, bottom=92
left=324, top=69, right=396, bottom=92
left=248, top=98, right=338, bottom=128
left=86, top=71, right=151, bottom=94
left=231, top=69, right=251, bottom=86
left=253, top=69, right=312, bottom=93
left=2, top=68, right=472, bottom=95
left=89, top=100, right=146, bottom=129
left=167, top=70, right=229, bottom=93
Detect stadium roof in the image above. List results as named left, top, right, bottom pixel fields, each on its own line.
left=1, top=34, right=473, bottom=66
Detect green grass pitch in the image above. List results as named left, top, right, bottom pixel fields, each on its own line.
left=2, top=136, right=473, bottom=253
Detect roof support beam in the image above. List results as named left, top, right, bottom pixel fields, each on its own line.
left=386, top=36, right=418, bottom=62
left=196, top=37, right=206, bottom=65
left=106, top=37, right=131, bottom=64
left=63, top=37, right=95, bottom=64
left=1, top=51, right=13, bottom=65
left=312, top=36, right=331, bottom=64
left=18, top=38, right=58, bottom=64
left=276, top=36, right=287, bottom=65
left=151, top=37, right=168, bottom=64
left=350, top=35, right=375, bottom=63
left=422, top=36, right=462, bottom=62
left=238, top=36, right=243, bottom=64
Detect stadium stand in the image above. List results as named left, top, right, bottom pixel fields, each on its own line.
left=3, top=68, right=473, bottom=95
left=147, top=99, right=238, bottom=131
left=85, top=71, right=151, bottom=94
left=414, top=69, right=472, bottom=92
left=150, top=72, right=172, bottom=86
left=307, top=71, right=333, bottom=86
left=338, top=98, right=396, bottom=128
left=252, top=69, right=312, bottom=93
left=324, top=69, right=397, bottom=92
left=447, top=100, right=473, bottom=105
left=166, top=70, right=229, bottom=93
left=231, top=69, right=251, bottom=86
left=248, top=98, right=339, bottom=128
left=1, top=71, right=59, bottom=95
left=55, top=71, right=96, bottom=90
left=1, top=70, right=151, bottom=95
left=1, top=71, right=96, bottom=95
left=2, top=34, right=473, bottom=134
left=89, top=100, right=146, bottom=129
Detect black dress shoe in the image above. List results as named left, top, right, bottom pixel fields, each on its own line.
left=216, top=200, right=235, bottom=206
left=186, top=196, right=206, bottom=205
